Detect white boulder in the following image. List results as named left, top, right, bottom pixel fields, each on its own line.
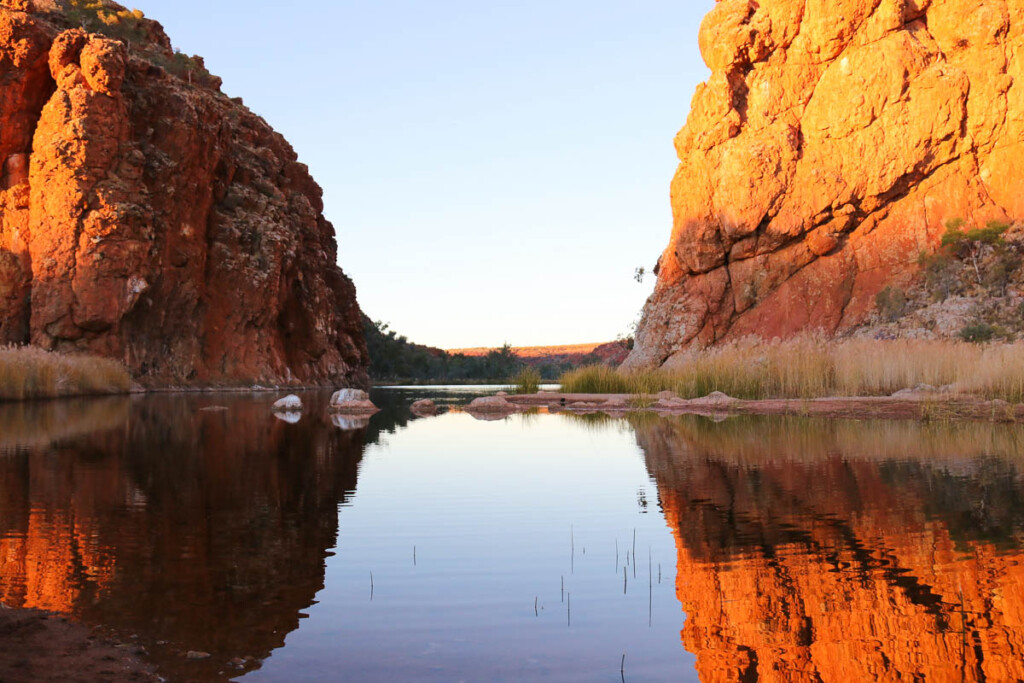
left=329, top=388, right=379, bottom=414
left=272, top=395, right=303, bottom=412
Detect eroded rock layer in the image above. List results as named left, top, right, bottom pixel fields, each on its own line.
left=0, top=1, right=368, bottom=386
left=626, top=0, right=1024, bottom=369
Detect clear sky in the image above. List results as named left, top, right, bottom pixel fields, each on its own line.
left=137, top=1, right=715, bottom=349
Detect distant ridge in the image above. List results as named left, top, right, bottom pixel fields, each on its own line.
left=447, top=343, right=605, bottom=358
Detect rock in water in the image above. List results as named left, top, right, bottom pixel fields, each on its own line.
left=329, top=388, right=379, bottom=414
left=271, top=394, right=303, bottom=412
left=465, top=396, right=522, bottom=414
left=0, top=3, right=368, bottom=388
left=410, top=398, right=437, bottom=416
left=625, top=0, right=1024, bottom=370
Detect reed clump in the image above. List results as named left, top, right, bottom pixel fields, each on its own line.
left=559, top=337, right=1024, bottom=403
left=512, top=367, right=542, bottom=394
left=0, top=346, right=132, bottom=401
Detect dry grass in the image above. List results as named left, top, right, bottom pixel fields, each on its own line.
left=0, top=346, right=132, bottom=401
left=560, top=337, right=1024, bottom=403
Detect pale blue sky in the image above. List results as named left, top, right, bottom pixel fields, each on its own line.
left=138, top=1, right=715, bottom=348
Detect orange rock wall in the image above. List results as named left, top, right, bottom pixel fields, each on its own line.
left=626, top=0, right=1024, bottom=369
left=0, top=3, right=368, bottom=386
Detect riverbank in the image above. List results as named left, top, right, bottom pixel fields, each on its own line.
left=0, top=347, right=131, bottom=401
left=0, top=606, right=157, bottom=682
left=562, top=338, right=1024, bottom=403
left=503, top=391, right=1024, bottom=423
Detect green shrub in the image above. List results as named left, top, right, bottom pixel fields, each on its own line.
left=984, top=244, right=1021, bottom=296
left=512, top=367, right=541, bottom=394
left=875, top=286, right=908, bottom=322
left=67, top=1, right=148, bottom=44
left=918, top=250, right=958, bottom=301
left=941, top=218, right=1011, bottom=287
left=959, top=323, right=997, bottom=343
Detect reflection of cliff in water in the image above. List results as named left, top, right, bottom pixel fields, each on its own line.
left=634, top=415, right=1024, bottom=683
left=0, top=393, right=370, bottom=681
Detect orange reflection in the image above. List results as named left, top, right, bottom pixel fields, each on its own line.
left=638, top=416, right=1024, bottom=683
left=0, top=393, right=366, bottom=682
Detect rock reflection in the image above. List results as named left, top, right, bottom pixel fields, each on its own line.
left=0, top=393, right=367, bottom=681
left=634, top=415, right=1024, bottom=682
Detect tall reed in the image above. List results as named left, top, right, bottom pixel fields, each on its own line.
left=512, top=367, right=542, bottom=394
left=559, top=337, right=1024, bottom=402
left=0, top=346, right=131, bottom=400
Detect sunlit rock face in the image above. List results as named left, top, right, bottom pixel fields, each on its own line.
left=636, top=416, right=1024, bottom=682
left=0, top=394, right=366, bottom=681
left=0, top=2, right=368, bottom=387
left=625, top=0, right=1024, bottom=369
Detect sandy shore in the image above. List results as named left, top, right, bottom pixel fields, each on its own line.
left=0, top=606, right=158, bottom=682
left=501, top=391, right=1024, bottom=422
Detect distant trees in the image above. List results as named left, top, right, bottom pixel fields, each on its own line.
left=361, top=317, right=622, bottom=383
left=362, top=317, right=529, bottom=382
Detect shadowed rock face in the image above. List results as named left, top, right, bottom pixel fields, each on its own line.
left=635, top=416, right=1024, bottom=682
left=0, top=2, right=368, bottom=387
left=626, top=0, right=1024, bottom=370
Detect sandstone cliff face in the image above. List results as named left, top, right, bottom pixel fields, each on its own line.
left=626, top=0, right=1024, bottom=369
left=0, top=1, right=368, bottom=387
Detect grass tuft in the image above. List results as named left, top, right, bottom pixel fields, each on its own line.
left=0, top=346, right=131, bottom=401
left=559, top=337, right=1024, bottom=403
left=512, top=367, right=542, bottom=394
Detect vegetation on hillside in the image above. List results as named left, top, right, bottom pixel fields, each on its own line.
left=62, top=0, right=213, bottom=85
left=559, top=337, right=1024, bottom=403
left=876, top=218, right=1023, bottom=341
left=0, top=346, right=132, bottom=400
left=363, top=317, right=624, bottom=383
left=363, top=317, right=524, bottom=382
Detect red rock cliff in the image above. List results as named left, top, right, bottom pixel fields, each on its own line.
left=0, top=1, right=368, bottom=387
left=625, top=0, right=1024, bottom=370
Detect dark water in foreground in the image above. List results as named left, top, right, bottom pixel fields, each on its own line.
left=1, top=388, right=1024, bottom=682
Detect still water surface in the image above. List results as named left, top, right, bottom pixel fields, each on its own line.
left=1, top=388, right=1023, bottom=681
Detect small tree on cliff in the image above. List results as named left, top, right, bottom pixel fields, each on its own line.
left=940, top=218, right=1010, bottom=287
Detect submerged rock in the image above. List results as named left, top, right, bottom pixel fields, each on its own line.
left=465, top=396, right=524, bottom=415
left=410, top=399, right=437, bottom=416
left=329, top=388, right=379, bottom=414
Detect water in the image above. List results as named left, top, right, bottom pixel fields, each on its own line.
left=1, top=389, right=1023, bottom=681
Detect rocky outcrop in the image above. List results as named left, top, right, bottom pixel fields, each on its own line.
left=626, top=0, right=1024, bottom=369
left=0, top=2, right=367, bottom=387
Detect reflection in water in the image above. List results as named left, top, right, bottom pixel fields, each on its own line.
left=3, top=390, right=1024, bottom=682
left=0, top=392, right=366, bottom=681
left=634, top=415, right=1024, bottom=682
